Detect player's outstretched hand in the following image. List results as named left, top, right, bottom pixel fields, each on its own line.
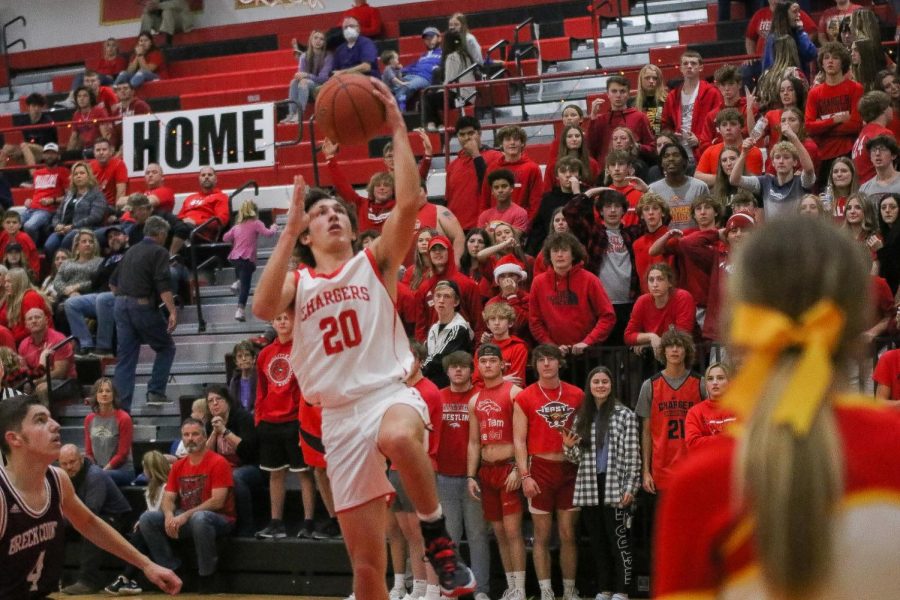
left=370, top=77, right=405, bottom=130
left=143, top=562, right=182, bottom=595
left=284, top=175, right=309, bottom=237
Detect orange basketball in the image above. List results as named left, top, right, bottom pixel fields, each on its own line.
left=314, top=73, right=387, bottom=145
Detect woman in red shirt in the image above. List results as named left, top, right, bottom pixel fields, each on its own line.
left=0, top=267, right=52, bottom=343
left=684, top=362, right=733, bottom=450
left=115, top=31, right=165, bottom=88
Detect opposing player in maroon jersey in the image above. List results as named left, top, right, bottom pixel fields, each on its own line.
left=0, top=396, right=180, bottom=598
left=253, top=79, right=474, bottom=600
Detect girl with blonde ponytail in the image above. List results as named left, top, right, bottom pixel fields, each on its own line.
left=655, top=216, right=900, bottom=599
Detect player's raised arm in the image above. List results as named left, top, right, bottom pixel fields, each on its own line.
left=253, top=176, right=307, bottom=321
left=369, top=78, right=419, bottom=274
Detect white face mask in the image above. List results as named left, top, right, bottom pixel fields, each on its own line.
left=343, top=27, right=359, bottom=42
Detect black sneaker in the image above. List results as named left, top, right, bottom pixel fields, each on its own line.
left=75, top=346, right=95, bottom=357
left=296, top=523, right=315, bottom=539
left=421, top=517, right=477, bottom=597
left=91, top=348, right=115, bottom=359
left=104, top=575, right=142, bottom=595
left=256, top=519, right=287, bottom=539
left=312, top=518, right=343, bottom=540
left=146, top=392, right=171, bottom=405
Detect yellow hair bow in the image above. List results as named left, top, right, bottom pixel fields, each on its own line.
left=723, top=300, right=845, bottom=436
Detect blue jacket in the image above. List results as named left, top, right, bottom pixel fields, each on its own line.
left=405, top=48, right=442, bottom=81
left=762, top=28, right=817, bottom=76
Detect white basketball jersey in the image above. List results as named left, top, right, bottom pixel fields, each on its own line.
left=291, top=248, right=414, bottom=408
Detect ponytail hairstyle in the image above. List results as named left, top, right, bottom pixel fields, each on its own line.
left=725, top=216, right=870, bottom=598
left=574, top=366, right=619, bottom=448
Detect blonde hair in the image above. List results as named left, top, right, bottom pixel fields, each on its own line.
left=770, top=140, right=799, bottom=161
left=6, top=268, right=49, bottom=328
left=758, top=36, right=801, bottom=106
left=73, top=229, right=100, bottom=260
left=142, top=450, right=170, bottom=508
left=635, top=63, right=667, bottom=107
left=68, top=161, right=98, bottom=193
left=236, top=199, right=259, bottom=224
left=191, top=397, right=209, bottom=421
left=727, top=216, right=870, bottom=597
left=304, top=30, right=328, bottom=76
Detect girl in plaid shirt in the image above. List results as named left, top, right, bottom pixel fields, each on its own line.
left=563, top=366, right=641, bottom=600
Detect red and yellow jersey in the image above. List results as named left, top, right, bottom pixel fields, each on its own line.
left=656, top=397, right=900, bottom=599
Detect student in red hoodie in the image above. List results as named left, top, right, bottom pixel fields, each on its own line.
left=484, top=256, right=531, bottom=343
left=254, top=310, right=318, bottom=541
left=680, top=211, right=756, bottom=342
left=851, top=90, right=895, bottom=184
left=631, top=192, right=673, bottom=292
left=0, top=211, right=40, bottom=275
left=648, top=194, right=723, bottom=314
left=322, top=138, right=396, bottom=233
left=805, top=42, right=863, bottom=181
left=528, top=232, right=615, bottom=355
left=479, top=125, right=543, bottom=222
left=475, top=301, right=529, bottom=387
left=697, top=65, right=749, bottom=154
left=623, top=263, right=696, bottom=351
left=684, top=362, right=734, bottom=450
left=661, top=51, right=723, bottom=162
left=446, top=116, right=502, bottom=230
left=587, top=75, right=655, bottom=168
left=415, top=236, right=483, bottom=342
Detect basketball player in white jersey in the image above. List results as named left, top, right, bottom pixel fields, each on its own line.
left=0, top=396, right=180, bottom=598
left=253, top=78, right=475, bottom=600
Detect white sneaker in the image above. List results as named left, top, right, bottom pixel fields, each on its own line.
left=235, top=307, right=245, bottom=321
left=563, top=590, right=581, bottom=600
left=610, top=595, right=629, bottom=600
left=540, top=589, right=556, bottom=600
left=595, top=594, right=612, bottom=600
left=507, top=590, right=525, bottom=600
left=230, top=280, right=240, bottom=295
left=474, top=593, right=491, bottom=600
left=345, top=594, right=355, bottom=600
left=498, top=590, right=512, bottom=600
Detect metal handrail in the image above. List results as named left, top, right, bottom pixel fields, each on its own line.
left=2, top=15, right=26, bottom=101
left=485, top=39, right=508, bottom=63
left=187, top=216, right=223, bottom=333
left=514, top=46, right=540, bottom=121
left=308, top=116, right=321, bottom=188
left=513, top=17, right=534, bottom=48
left=44, top=334, right=75, bottom=404
left=273, top=99, right=304, bottom=148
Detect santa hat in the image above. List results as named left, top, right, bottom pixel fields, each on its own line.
left=726, top=211, right=755, bottom=231
left=493, top=255, right=528, bottom=284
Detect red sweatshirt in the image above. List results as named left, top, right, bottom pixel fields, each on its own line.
left=662, top=81, right=723, bottom=159
left=528, top=264, right=616, bottom=346
left=486, top=290, right=530, bottom=341
left=446, top=147, right=502, bottom=230
left=658, top=229, right=713, bottom=306
left=178, top=188, right=231, bottom=231
left=632, top=227, right=673, bottom=294
left=341, top=2, right=382, bottom=37
left=327, top=157, right=395, bottom=233
left=472, top=335, right=529, bottom=387
left=684, top=400, right=735, bottom=450
left=0, top=231, right=40, bottom=275
left=805, top=79, right=864, bottom=160
left=479, top=153, right=544, bottom=222
left=587, top=107, right=655, bottom=166
left=414, top=376, right=442, bottom=468
left=623, top=289, right=696, bottom=345
left=679, top=229, right=728, bottom=341
left=255, top=337, right=301, bottom=425
left=852, top=122, right=894, bottom=184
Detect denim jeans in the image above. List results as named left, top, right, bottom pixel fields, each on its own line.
left=139, top=509, right=234, bottom=576
left=44, top=228, right=79, bottom=257
left=396, top=74, right=432, bottom=110
left=113, top=296, right=175, bottom=412
left=115, top=69, right=160, bottom=88
left=64, top=291, right=116, bottom=351
left=233, top=464, right=265, bottom=537
left=21, top=209, right=54, bottom=244
left=287, top=78, right=319, bottom=116
left=230, top=258, right=256, bottom=307
left=105, top=465, right=136, bottom=486
left=436, top=474, right=490, bottom=594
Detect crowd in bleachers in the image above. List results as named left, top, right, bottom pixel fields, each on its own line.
left=4, top=0, right=900, bottom=596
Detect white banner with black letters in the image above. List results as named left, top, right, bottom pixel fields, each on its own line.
left=123, top=103, right=275, bottom=177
